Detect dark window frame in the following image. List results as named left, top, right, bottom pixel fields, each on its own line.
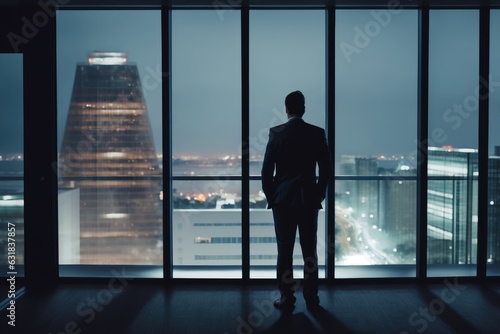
left=1, top=1, right=495, bottom=287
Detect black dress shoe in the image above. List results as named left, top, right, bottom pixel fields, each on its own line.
left=273, top=295, right=296, bottom=311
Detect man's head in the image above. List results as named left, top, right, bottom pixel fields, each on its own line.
left=285, top=90, right=305, bottom=117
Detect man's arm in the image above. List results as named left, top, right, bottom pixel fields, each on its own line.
left=261, top=129, right=276, bottom=208
left=316, top=129, right=333, bottom=202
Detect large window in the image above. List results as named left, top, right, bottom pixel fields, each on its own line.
left=0, top=54, right=24, bottom=277
left=249, top=10, right=326, bottom=278
left=488, top=10, right=500, bottom=276
left=335, top=10, right=418, bottom=278
left=171, top=10, right=242, bottom=278
left=44, top=5, right=500, bottom=280
left=427, top=10, right=479, bottom=277
left=56, top=11, right=163, bottom=277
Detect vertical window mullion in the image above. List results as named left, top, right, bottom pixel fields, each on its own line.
left=326, top=5, right=336, bottom=280
left=417, top=6, right=429, bottom=281
left=163, top=5, right=172, bottom=281
left=242, top=5, right=250, bottom=281
left=477, top=7, right=490, bottom=279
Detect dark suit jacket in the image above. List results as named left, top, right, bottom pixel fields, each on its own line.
left=261, top=117, right=333, bottom=209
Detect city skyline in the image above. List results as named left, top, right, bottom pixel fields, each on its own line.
left=54, top=9, right=500, bottom=159
left=2, top=9, right=500, bottom=271
left=3, top=10, right=500, bottom=158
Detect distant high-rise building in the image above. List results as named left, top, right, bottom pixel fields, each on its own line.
left=340, top=155, right=379, bottom=225
left=59, top=52, right=162, bottom=265
left=427, top=147, right=478, bottom=265
left=0, top=193, right=24, bottom=266
left=339, top=155, right=417, bottom=259
left=488, top=157, right=500, bottom=265
left=381, top=167, right=417, bottom=253
left=494, top=146, right=500, bottom=157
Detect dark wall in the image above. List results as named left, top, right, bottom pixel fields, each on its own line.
left=1, top=5, right=58, bottom=290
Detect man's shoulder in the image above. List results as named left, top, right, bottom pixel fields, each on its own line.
left=270, top=123, right=287, bottom=133
left=306, top=122, right=324, bottom=131
left=301, top=121, right=325, bottom=134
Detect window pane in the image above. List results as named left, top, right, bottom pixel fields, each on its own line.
left=171, top=10, right=241, bottom=278
left=173, top=180, right=241, bottom=278
left=0, top=54, right=24, bottom=277
left=488, top=10, right=500, bottom=276
left=335, top=10, right=418, bottom=278
left=428, top=10, right=479, bottom=277
left=57, top=11, right=163, bottom=277
left=249, top=10, right=326, bottom=278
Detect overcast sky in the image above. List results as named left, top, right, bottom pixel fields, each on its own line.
left=1, top=9, right=500, bottom=158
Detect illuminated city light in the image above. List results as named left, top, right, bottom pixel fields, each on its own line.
left=103, top=213, right=129, bottom=219
left=0, top=199, right=24, bottom=207
left=102, top=152, right=127, bottom=158
left=88, top=51, right=127, bottom=65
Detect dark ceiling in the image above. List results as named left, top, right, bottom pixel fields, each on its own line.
left=1, top=1, right=500, bottom=9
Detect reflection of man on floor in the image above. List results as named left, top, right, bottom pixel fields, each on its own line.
left=261, top=90, right=333, bottom=311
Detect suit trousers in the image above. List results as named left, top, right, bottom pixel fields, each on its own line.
left=272, top=205, right=319, bottom=300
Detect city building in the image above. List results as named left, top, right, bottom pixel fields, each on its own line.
left=339, top=155, right=379, bottom=225
left=489, top=154, right=500, bottom=264
left=0, top=193, right=24, bottom=268
left=338, top=155, right=417, bottom=265
left=427, top=147, right=478, bottom=265
left=380, top=164, right=417, bottom=261
left=58, top=52, right=163, bottom=265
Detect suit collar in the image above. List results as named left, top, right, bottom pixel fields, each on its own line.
left=287, top=117, right=303, bottom=123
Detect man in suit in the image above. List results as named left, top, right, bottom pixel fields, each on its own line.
left=261, top=90, right=333, bottom=311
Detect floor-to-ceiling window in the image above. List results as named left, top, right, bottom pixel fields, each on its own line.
left=488, top=10, right=500, bottom=276
left=56, top=10, right=163, bottom=278
left=335, top=9, right=418, bottom=278
left=427, top=10, right=479, bottom=277
left=249, top=10, right=326, bottom=278
left=171, top=10, right=242, bottom=278
left=48, top=4, right=500, bottom=280
left=0, top=54, right=24, bottom=278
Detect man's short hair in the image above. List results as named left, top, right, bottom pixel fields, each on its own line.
left=285, top=90, right=305, bottom=117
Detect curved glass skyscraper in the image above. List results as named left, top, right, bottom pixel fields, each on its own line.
left=59, top=52, right=162, bottom=265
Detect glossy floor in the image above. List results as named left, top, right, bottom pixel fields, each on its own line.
left=1, top=280, right=499, bottom=333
